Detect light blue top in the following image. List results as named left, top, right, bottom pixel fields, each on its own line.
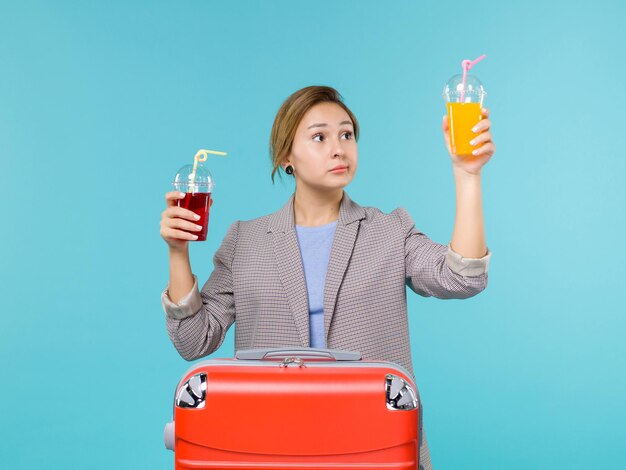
left=294, top=220, right=338, bottom=348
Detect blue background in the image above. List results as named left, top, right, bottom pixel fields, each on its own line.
left=1, top=1, right=624, bottom=468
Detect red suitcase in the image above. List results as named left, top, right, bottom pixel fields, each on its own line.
left=164, top=348, right=422, bottom=469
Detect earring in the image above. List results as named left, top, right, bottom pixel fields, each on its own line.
left=285, top=165, right=294, bottom=175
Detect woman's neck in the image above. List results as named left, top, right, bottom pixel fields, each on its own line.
left=293, top=187, right=343, bottom=227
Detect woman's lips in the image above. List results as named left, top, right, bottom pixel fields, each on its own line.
left=329, top=167, right=348, bottom=173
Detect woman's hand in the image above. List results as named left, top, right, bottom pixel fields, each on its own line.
left=160, top=192, right=213, bottom=251
left=442, top=107, right=496, bottom=175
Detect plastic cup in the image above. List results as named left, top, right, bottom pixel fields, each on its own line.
left=442, top=74, right=486, bottom=156
left=172, top=164, right=214, bottom=242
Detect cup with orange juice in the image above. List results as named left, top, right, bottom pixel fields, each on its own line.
left=442, top=55, right=487, bottom=156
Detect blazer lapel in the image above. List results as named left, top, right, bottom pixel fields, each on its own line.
left=267, top=191, right=366, bottom=348
left=268, top=193, right=310, bottom=347
left=322, top=192, right=365, bottom=343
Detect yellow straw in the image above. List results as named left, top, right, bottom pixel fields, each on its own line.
left=189, top=148, right=228, bottom=192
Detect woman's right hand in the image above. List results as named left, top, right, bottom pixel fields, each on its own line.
left=160, top=192, right=213, bottom=251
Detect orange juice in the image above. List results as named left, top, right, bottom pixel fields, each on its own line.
left=446, top=102, right=482, bottom=156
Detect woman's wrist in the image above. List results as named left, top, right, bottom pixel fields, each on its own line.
left=452, top=163, right=482, bottom=180
left=169, top=245, right=190, bottom=258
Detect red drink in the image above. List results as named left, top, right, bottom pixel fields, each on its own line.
left=178, top=192, right=211, bottom=241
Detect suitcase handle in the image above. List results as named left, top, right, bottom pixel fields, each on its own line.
left=235, top=347, right=362, bottom=361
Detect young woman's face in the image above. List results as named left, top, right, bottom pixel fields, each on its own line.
left=284, top=102, right=358, bottom=192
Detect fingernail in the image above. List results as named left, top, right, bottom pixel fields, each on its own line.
left=194, top=214, right=200, bottom=220
left=469, top=139, right=476, bottom=145
left=196, top=225, right=202, bottom=230
left=472, top=126, right=478, bottom=133
left=179, top=192, right=186, bottom=198
left=472, top=149, right=478, bottom=155
left=192, top=235, right=198, bottom=239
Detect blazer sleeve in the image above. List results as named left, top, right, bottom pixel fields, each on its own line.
left=161, top=221, right=239, bottom=360
left=395, top=207, right=491, bottom=299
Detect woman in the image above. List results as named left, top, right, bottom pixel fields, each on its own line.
left=160, top=86, right=495, bottom=469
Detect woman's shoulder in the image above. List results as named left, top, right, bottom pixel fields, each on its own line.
left=359, top=203, right=414, bottom=226
left=231, top=213, right=273, bottom=236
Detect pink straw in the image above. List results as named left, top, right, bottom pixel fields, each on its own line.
left=460, top=54, right=486, bottom=102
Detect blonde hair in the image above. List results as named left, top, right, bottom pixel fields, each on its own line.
left=269, top=86, right=360, bottom=183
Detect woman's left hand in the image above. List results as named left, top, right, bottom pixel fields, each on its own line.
left=442, top=107, right=496, bottom=175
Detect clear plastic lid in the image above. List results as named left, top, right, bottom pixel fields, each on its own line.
left=442, top=74, right=486, bottom=104
left=173, top=163, right=214, bottom=193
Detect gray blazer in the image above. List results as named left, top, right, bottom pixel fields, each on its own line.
left=162, top=190, right=490, bottom=367
left=161, top=190, right=491, bottom=469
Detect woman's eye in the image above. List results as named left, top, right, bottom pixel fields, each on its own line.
left=313, top=131, right=352, bottom=142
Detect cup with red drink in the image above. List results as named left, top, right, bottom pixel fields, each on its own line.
left=172, top=162, right=214, bottom=242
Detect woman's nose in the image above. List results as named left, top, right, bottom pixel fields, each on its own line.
left=332, top=138, right=346, bottom=157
